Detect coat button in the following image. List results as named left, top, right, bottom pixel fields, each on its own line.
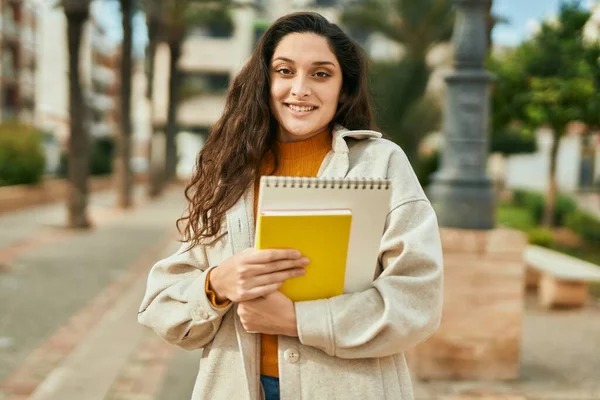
left=283, top=348, right=299, bottom=364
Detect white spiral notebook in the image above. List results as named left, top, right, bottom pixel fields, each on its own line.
left=255, top=176, right=392, bottom=293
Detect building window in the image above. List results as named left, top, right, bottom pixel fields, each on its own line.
left=180, top=73, right=231, bottom=99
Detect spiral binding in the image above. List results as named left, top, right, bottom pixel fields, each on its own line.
left=261, top=176, right=391, bottom=190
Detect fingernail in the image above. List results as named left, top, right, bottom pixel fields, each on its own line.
left=301, top=257, right=309, bottom=264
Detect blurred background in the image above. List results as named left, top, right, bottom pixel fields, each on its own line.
left=0, top=0, right=599, bottom=399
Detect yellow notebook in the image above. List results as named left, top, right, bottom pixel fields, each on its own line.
left=255, top=209, right=352, bottom=302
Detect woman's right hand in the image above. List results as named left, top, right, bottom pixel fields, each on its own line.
left=208, top=248, right=308, bottom=303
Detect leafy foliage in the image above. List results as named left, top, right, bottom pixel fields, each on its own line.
left=527, top=228, right=555, bottom=247
left=566, top=210, right=600, bottom=244
left=487, top=55, right=537, bottom=155
left=59, top=136, right=116, bottom=177
left=341, top=0, right=454, bottom=60
left=489, top=1, right=600, bottom=137
left=0, top=123, right=46, bottom=186
left=512, top=189, right=577, bottom=227
left=488, top=1, right=600, bottom=226
left=369, top=60, right=441, bottom=161
left=342, top=0, right=454, bottom=161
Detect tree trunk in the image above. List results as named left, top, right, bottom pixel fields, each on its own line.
left=145, top=14, right=159, bottom=100
left=66, top=7, right=91, bottom=229
left=146, top=13, right=163, bottom=198
left=165, top=40, right=182, bottom=182
left=117, top=0, right=134, bottom=208
left=543, top=128, right=562, bottom=227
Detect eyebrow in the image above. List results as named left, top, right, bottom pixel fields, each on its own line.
left=272, top=57, right=336, bottom=67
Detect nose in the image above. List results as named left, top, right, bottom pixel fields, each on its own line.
left=290, top=76, right=311, bottom=98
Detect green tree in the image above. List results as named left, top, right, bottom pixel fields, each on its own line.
left=61, top=0, right=93, bottom=228
left=142, top=0, right=237, bottom=193
left=487, top=55, right=537, bottom=155
left=489, top=1, right=600, bottom=227
left=341, top=0, right=454, bottom=163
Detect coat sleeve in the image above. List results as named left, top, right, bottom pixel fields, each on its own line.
left=295, top=197, right=443, bottom=359
left=138, top=241, right=233, bottom=350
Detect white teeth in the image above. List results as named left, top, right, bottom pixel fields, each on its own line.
left=288, top=104, right=315, bottom=112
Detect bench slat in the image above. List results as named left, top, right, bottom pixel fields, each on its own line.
left=524, top=245, right=600, bottom=282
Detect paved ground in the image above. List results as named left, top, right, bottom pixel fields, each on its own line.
left=0, top=186, right=599, bottom=400
left=413, top=296, right=600, bottom=400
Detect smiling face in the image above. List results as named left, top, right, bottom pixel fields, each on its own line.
left=269, top=32, right=343, bottom=143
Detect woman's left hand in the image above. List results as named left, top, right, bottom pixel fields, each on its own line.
left=237, top=291, right=298, bottom=337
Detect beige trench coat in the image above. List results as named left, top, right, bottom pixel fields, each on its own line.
left=138, top=126, right=444, bottom=400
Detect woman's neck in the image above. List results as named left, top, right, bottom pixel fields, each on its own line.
left=277, top=127, right=331, bottom=144
left=273, top=128, right=332, bottom=161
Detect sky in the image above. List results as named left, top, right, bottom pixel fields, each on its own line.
left=94, top=0, right=599, bottom=55
left=492, top=0, right=597, bottom=46
left=94, top=0, right=148, bottom=57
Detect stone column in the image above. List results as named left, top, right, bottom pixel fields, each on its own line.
left=428, top=0, right=495, bottom=230
left=411, top=0, right=526, bottom=381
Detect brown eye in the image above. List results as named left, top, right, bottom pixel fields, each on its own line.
left=276, top=68, right=293, bottom=75
left=314, top=71, right=331, bottom=78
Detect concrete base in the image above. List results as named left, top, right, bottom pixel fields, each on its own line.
left=410, top=227, right=526, bottom=380
left=539, top=274, right=588, bottom=308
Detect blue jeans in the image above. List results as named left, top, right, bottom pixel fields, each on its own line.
left=260, top=375, right=280, bottom=400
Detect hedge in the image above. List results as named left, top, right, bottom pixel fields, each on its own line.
left=512, top=189, right=577, bottom=226
left=59, top=136, right=115, bottom=177
left=566, top=210, right=600, bottom=244
left=0, top=123, right=46, bottom=186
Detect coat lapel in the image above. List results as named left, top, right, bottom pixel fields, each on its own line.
left=226, top=188, right=260, bottom=399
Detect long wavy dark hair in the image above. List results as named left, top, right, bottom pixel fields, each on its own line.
left=178, top=12, right=374, bottom=247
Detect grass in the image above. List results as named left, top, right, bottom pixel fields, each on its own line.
left=496, top=204, right=536, bottom=232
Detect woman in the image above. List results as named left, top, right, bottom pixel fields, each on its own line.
left=138, top=12, right=443, bottom=400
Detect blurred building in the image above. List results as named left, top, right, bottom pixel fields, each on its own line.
left=89, top=23, right=119, bottom=140
left=0, top=0, right=37, bottom=123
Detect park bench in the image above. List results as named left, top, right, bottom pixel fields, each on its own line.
left=524, top=245, right=600, bottom=308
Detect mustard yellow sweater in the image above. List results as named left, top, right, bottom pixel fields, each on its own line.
left=254, top=130, right=332, bottom=377
left=207, top=129, right=331, bottom=378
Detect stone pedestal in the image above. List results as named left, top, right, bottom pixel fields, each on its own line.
left=409, top=227, right=526, bottom=380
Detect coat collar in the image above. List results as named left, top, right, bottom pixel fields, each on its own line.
left=331, top=124, right=382, bottom=154
left=227, top=125, right=383, bottom=250
left=317, top=125, right=382, bottom=179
